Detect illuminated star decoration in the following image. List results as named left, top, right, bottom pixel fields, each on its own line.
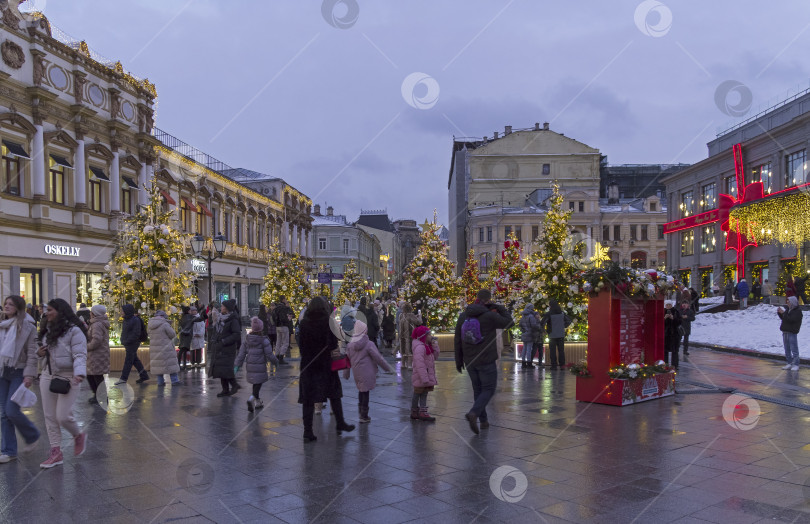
left=589, top=241, right=611, bottom=267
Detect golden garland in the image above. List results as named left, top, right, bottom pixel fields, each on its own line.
left=729, top=190, right=810, bottom=246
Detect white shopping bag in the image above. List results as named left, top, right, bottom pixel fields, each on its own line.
left=10, top=383, right=37, bottom=408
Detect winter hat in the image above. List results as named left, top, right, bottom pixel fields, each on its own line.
left=91, top=304, right=106, bottom=317
left=350, top=320, right=368, bottom=341
left=251, top=316, right=263, bottom=332
left=154, top=310, right=168, bottom=319
left=222, top=299, right=237, bottom=313
left=412, top=325, right=430, bottom=341
left=788, top=296, right=799, bottom=308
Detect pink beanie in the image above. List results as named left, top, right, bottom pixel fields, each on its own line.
left=411, top=325, right=430, bottom=341
left=251, top=316, right=263, bottom=332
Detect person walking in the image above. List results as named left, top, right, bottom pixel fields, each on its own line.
left=177, top=305, right=193, bottom=370
left=298, top=296, right=355, bottom=443
left=235, top=317, right=277, bottom=412
left=679, top=300, right=695, bottom=356
left=778, top=296, right=802, bottom=371
left=75, top=303, right=91, bottom=330
left=357, top=297, right=380, bottom=349
left=736, top=279, right=750, bottom=309
left=381, top=305, right=396, bottom=351
left=190, top=306, right=205, bottom=369
left=205, top=301, right=220, bottom=373
left=0, top=295, right=40, bottom=463
left=342, top=320, right=394, bottom=423
left=116, top=304, right=149, bottom=385
left=540, top=299, right=572, bottom=370
left=210, top=300, right=242, bottom=397
left=752, top=280, right=762, bottom=303
left=663, top=301, right=682, bottom=370
left=147, top=310, right=180, bottom=387
left=762, top=278, right=774, bottom=304
left=410, top=325, right=439, bottom=422
left=85, top=304, right=110, bottom=405
left=37, top=298, right=88, bottom=469
left=454, top=289, right=512, bottom=434
left=518, top=303, right=540, bottom=369
left=397, top=303, right=421, bottom=370
left=724, top=280, right=735, bottom=305
left=273, top=297, right=293, bottom=364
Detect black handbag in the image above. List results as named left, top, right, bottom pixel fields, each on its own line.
left=46, top=349, right=71, bottom=395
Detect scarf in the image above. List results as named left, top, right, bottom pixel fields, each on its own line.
left=215, top=312, right=230, bottom=334
left=0, top=317, right=19, bottom=372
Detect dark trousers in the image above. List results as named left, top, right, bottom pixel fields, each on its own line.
left=303, top=397, right=346, bottom=433
left=358, top=391, right=369, bottom=408
left=190, top=349, right=202, bottom=365
left=177, top=347, right=189, bottom=367
left=665, top=335, right=680, bottom=368
left=120, top=345, right=147, bottom=381
left=548, top=338, right=565, bottom=368
left=220, top=378, right=237, bottom=392
left=467, top=362, right=497, bottom=422
left=87, top=375, right=104, bottom=395
left=682, top=334, right=690, bottom=353
left=252, top=383, right=262, bottom=398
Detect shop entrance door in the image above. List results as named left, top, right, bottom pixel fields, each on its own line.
left=19, top=269, right=42, bottom=306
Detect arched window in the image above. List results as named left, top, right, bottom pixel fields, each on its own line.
left=630, top=251, right=647, bottom=269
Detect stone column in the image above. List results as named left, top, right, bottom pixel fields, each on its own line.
left=32, top=124, right=45, bottom=197
left=138, top=163, right=148, bottom=205
left=290, top=224, right=298, bottom=254
left=282, top=221, right=289, bottom=251
left=110, top=150, right=120, bottom=212
left=74, top=139, right=86, bottom=206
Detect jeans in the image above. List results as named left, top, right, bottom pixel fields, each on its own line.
left=467, top=361, right=497, bottom=422
left=549, top=338, right=565, bottom=368
left=783, top=332, right=799, bottom=365
left=120, top=344, right=147, bottom=381
left=521, top=341, right=533, bottom=362
left=411, top=391, right=427, bottom=409
left=740, top=297, right=748, bottom=309
left=156, top=373, right=179, bottom=385
left=0, top=367, right=40, bottom=456
left=276, top=327, right=290, bottom=357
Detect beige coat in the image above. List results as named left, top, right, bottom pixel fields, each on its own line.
left=86, top=314, right=110, bottom=375
left=147, top=315, right=179, bottom=375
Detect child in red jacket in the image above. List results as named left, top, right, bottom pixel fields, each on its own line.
left=411, top=326, right=439, bottom=422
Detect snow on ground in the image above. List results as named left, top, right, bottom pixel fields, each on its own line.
left=691, top=303, right=810, bottom=357
left=699, top=295, right=725, bottom=305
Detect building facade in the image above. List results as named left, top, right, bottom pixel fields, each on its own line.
left=312, top=205, right=381, bottom=295
left=662, top=86, right=810, bottom=293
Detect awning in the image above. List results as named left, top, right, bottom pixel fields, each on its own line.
left=50, top=154, right=72, bottom=168
left=180, top=196, right=197, bottom=211
left=159, top=189, right=176, bottom=205
left=122, top=176, right=138, bottom=189
left=2, top=140, right=29, bottom=159
left=197, top=201, right=213, bottom=217
left=89, top=166, right=109, bottom=181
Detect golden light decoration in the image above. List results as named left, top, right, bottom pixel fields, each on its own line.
left=589, top=241, right=611, bottom=266
left=729, top=190, right=810, bottom=246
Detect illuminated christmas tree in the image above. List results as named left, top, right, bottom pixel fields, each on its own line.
left=525, top=184, right=587, bottom=337
left=400, top=215, right=462, bottom=331
left=460, top=249, right=481, bottom=306
left=100, top=182, right=196, bottom=331
left=334, top=259, right=366, bottom=307
left=260, top=243, right=312, bottom=317
left=492, top=233, right=528, bottom=310
left=776, top=257, right=807, bottom=297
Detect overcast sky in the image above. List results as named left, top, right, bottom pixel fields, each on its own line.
left=35, top=0, right=810, bottom=225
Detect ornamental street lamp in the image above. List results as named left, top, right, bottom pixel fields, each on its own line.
left=191, top=232, right=227, bottom=305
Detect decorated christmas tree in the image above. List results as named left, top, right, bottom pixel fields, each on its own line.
left=259, top=243, right=312, bottom=317
left=100, top=182, right=196, bottom=331
left=400, top=215, right=462, bottom=331
left=460, top=249, right=481, bottom=306
left=315, top=264, right=333, bottom=299
left=525, top=184, right=588, bottom=337
left=776, top=257, right=807, bottom=297
left=334, top=259, right=366, bottom=307
left=492, top=233, right=528, bottom=311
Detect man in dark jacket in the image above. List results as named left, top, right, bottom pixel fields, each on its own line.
left=358, top=297, right=380, bottom=348
left=454, top=289, right=512, bottom=434
left=778, top=296, right=802, bottom=371
left=116, top=303, right=149, bottom=385
left=273, top=297, right=294, bottom=364
left=663, top=302, right=682, bottom=369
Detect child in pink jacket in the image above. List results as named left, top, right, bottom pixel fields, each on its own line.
left=343, top=320, right=394, bottom=423
left=411, top=325, right=439, bottom=422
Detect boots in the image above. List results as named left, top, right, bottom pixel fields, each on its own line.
left=303, top=429, right=317, bottom=443
left=331, top=399, right=356, bottom=434
left=247, top=396, right=255, bottom=412
left=418, top=407, right=436, bottom=422
left=410, top=408, right=420, bottom=420
left=359, top=405, right=371, bottom=424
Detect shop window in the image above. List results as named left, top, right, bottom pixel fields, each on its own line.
left=701, top=225, right=716, bottom=253
left=2, top=144, right=22, bottom=195
left=681, top=230, right=694, bottom=256
left=700, top=183, right=716, bottom=210
left=680, top=191, right=694, bottom=217
left=751, top=163, right=773, bottom=194
left=76, top=272, right=103, bottom=307
left=785, top=149, right=806, bottom=188
left=641, top=225, right=648, bottom=241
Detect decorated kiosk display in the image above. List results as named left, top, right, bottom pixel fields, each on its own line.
left=573, top=265, right=678, bottom=406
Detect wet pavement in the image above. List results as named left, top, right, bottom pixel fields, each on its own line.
left=2, top=347, right=810, bottom=523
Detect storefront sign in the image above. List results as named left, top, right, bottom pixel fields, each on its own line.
left=192, top=258, right=208, bottom=274
left=44, top=244, right=80, bottom=257
left=662, top=209, right=719, bottom=234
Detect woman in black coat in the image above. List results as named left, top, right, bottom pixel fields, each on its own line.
left=381, top=305, right=396, bottom=349
left=209, top=299, right=242, bottom=397
left=298, top=296, right=355, bottom=442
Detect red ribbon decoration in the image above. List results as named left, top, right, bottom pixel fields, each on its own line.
left=718, top=144, right=761, bottom=281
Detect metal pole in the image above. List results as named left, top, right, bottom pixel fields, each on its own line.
left=208, top=251, right=213, bottom=306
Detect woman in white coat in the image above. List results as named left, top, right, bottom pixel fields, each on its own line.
left=148, top=310, right=180, bottom=386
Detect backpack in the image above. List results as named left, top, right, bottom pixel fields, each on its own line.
left=138, top=316, right=148, bottom=343
left=461, top=317, right=483, bottom=345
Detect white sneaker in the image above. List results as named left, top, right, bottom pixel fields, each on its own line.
left=783, top=364, right=793, bottom=370
left=0, top=454, right=16, bottom=463
left=791, top=365, right=800, bottom=371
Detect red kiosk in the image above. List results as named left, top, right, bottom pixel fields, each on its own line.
left=575, top=277, right=676, bottom=406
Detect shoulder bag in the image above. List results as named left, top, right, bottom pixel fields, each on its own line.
left=46, top=347, right=71, bottom=395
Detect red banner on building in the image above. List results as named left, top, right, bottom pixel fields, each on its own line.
left=662, top=209, right=720, bottom=234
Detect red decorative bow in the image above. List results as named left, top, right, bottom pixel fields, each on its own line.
left=718, top=144, right=760, bottom=281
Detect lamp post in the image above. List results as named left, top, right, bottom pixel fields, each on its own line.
left=191, top=232, right=227, bottom=305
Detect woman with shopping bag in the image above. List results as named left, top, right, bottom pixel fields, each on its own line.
left=0, top=295, right=40, bottom=463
